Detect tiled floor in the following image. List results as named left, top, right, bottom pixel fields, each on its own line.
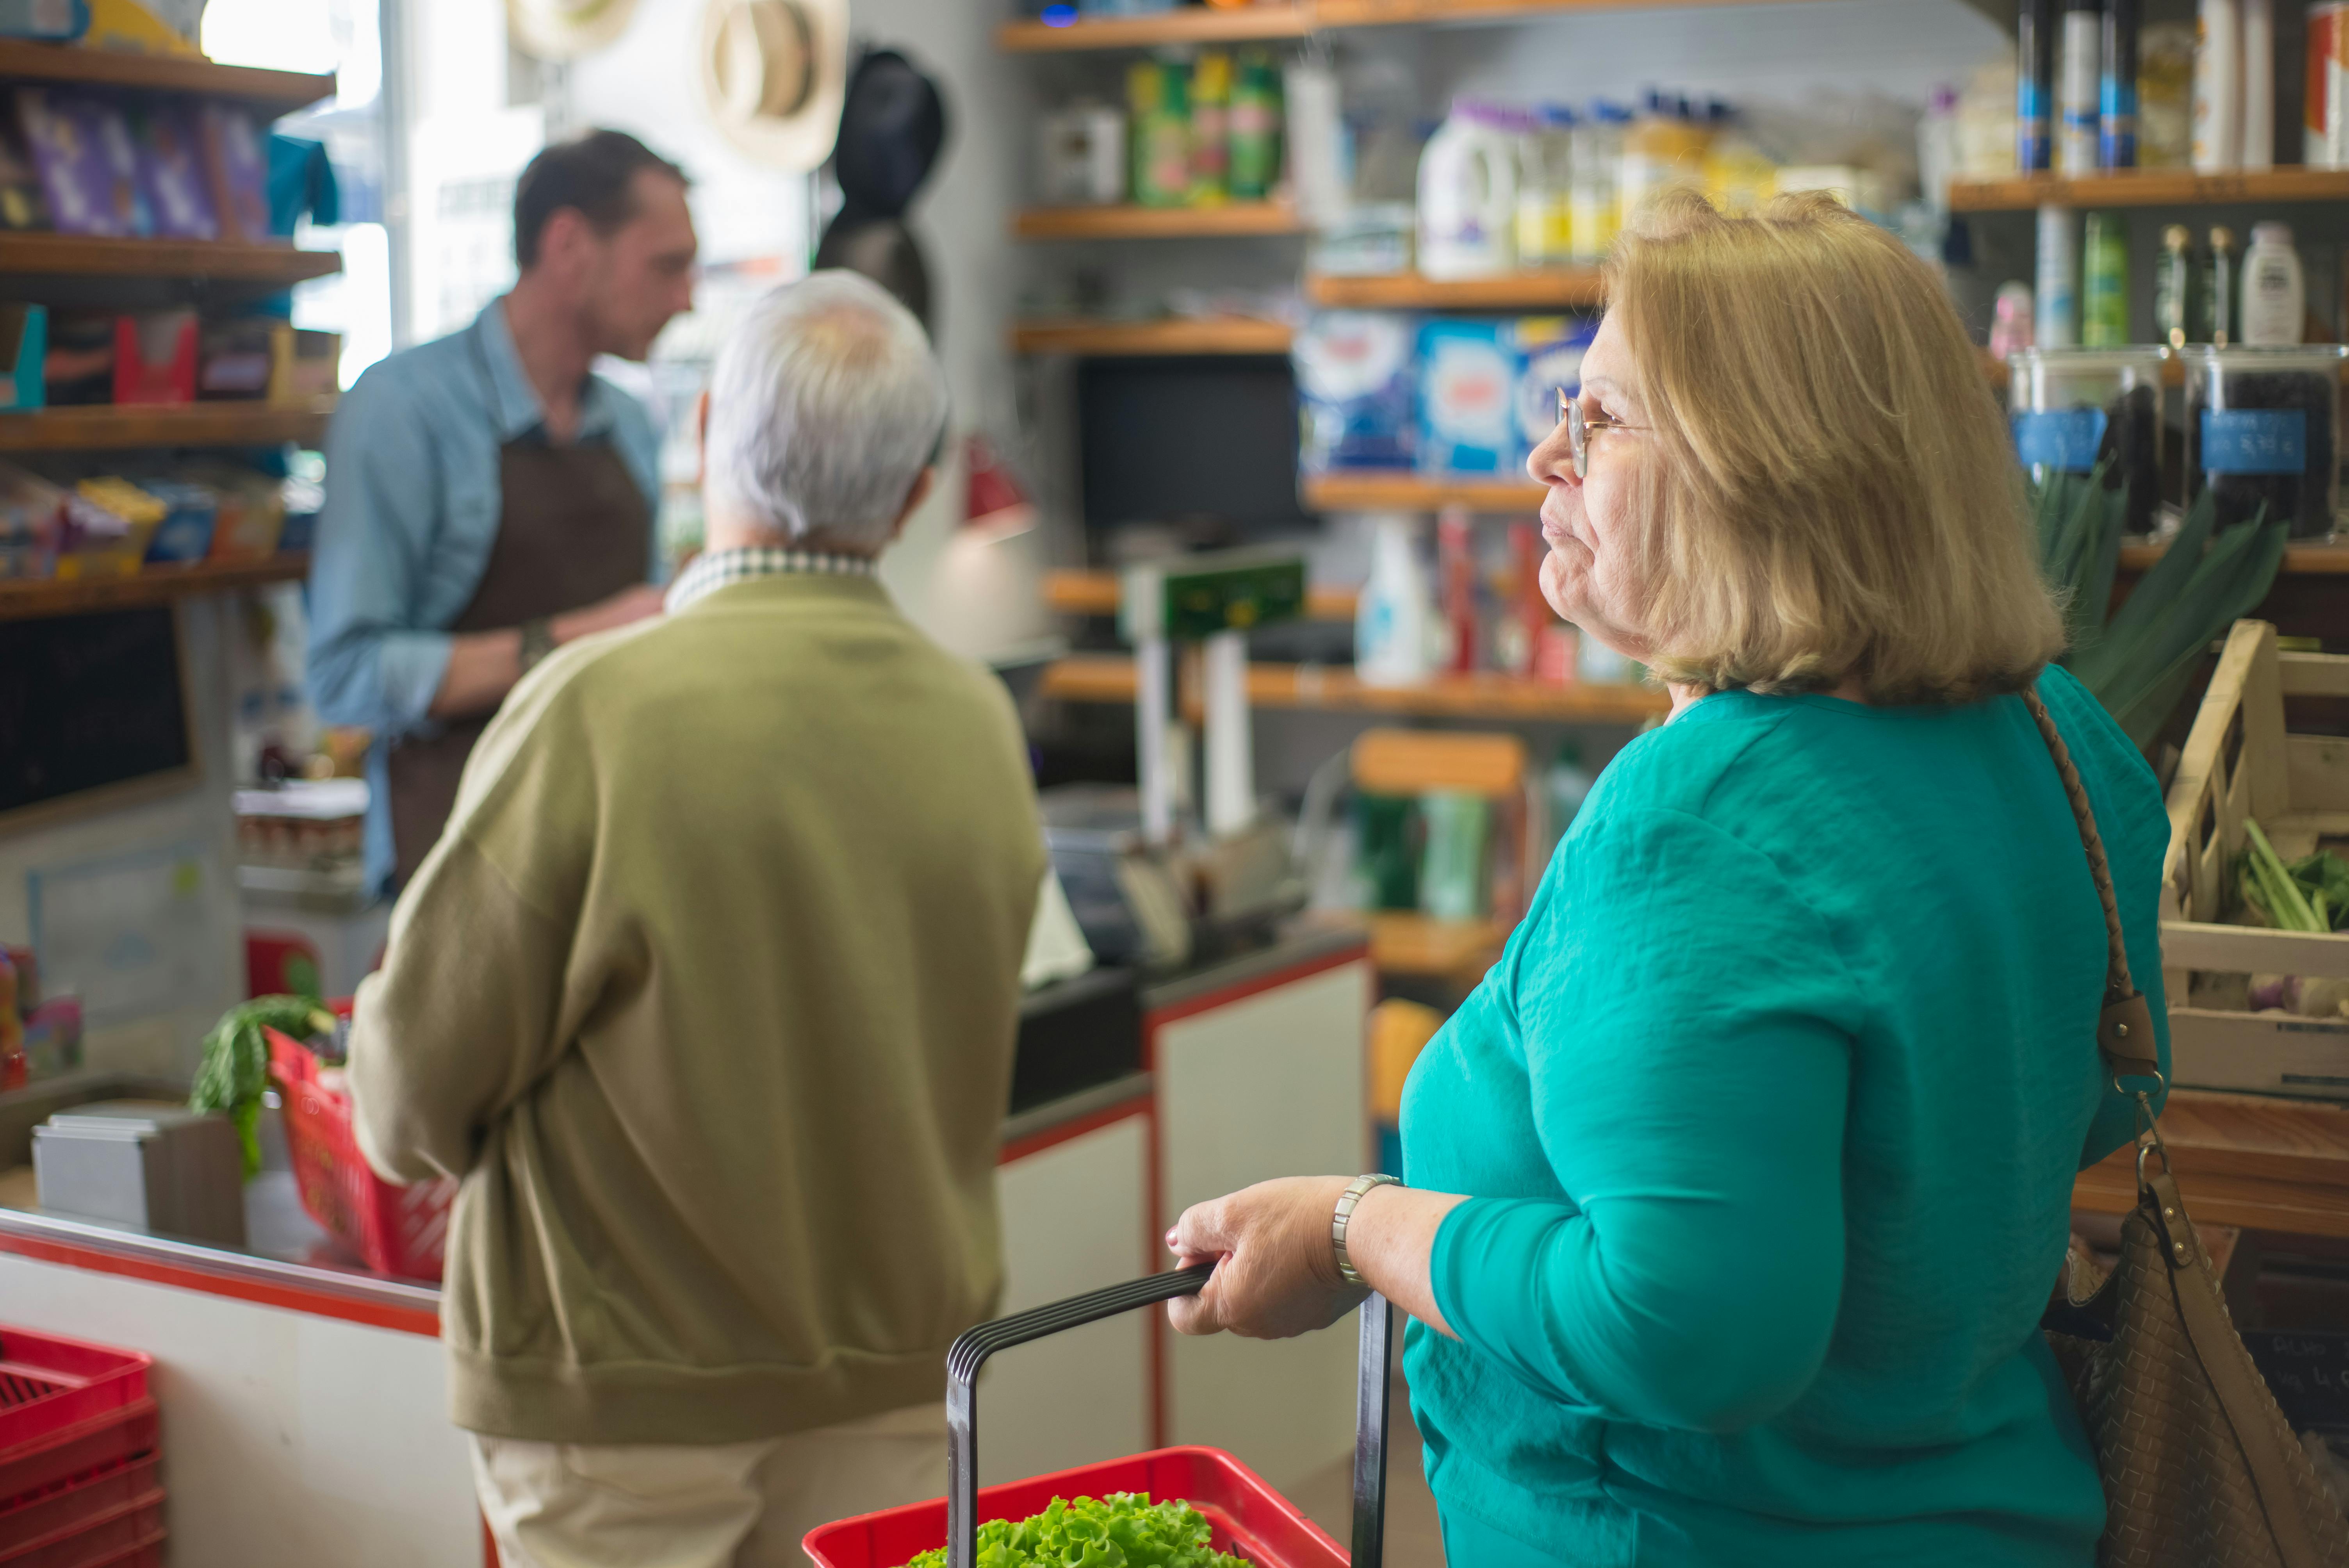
left=1286, top=1370, right=1446, bottom=1567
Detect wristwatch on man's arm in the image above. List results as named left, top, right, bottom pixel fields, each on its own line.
left=517, top=617, right=558, bottom=675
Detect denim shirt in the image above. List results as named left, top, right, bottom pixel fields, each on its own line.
left=305, top=298, right=662, bottom=896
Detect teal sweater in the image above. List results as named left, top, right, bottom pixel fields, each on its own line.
left=1399, top=666, right=2169, bottom=1566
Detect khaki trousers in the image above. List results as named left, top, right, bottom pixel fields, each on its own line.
left=472, top=1404, right=948, bottom=1568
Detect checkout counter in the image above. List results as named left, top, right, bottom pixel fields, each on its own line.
left=0, top=925, right=1369, bottom=1568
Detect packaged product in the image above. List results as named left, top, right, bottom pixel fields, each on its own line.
left=141, top=478, right=218, bottom=564
left=62, top=478, right=153, bottom=578
left=198, top=100, right=269, bottom=240
left=0, top=461, right=66, bottom=579
left=1513, top=314, right=1597, bottom=460
left=1418, top=100, right=1518, bottom=280
left=2187, top=346, right=2348, bottom=538
left=16, top=87, right=150, bottom=236
left=188, top=461, right=289, bottom=557
left=128, top=98, right=217, bottom=240
left=1293, top=312, right=1417, bottom=472
left=113, top=309, right=197, bottom=404
left=1189, top=50, right=1230, bottom=204
left=2009, top=346, right=2167, bottom=538
left=197, top=317, right=274, bottom=399
left=0, top=302, right=44, bottom=411
left=1227, top=48, right=1281, bottom=201
left=1417, top=318, right=1520, bottom=474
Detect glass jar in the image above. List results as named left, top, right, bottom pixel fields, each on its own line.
left=2008, top=346, right=2169, bottom=537
left=2185, top=346, right=2349, bottom=541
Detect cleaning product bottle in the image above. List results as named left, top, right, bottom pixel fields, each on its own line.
left=1356, top=513, right=1436, bottom=687
left=1130, top=56, right=1190, bottom=208
left=1419, top=100, right=1518, bottom=279
left=1438, top=505, right=1478, bottom=673
left=2019, top=0, right=2056, bottom=169
left=2196, top=224, right=2238, bottom=343
left=1618, top=90, right=1703, bottom=231
left=2082, top=210, right=2130, bottom=345
left=2036, top=204, right=2080, bottom=347
left=1515, top=106, right=1574, bottom=268
left=1228, top=48, right=1282, bottom=201
left=2240, top=220, right=2304, bottom=344
left=2240, top=0, right=2273, bottom=166
left=2058, top=0, right=2104, bottom=173
left=2101, top=0, right=2140, bottom=167
left=1569, top=102, right=1627, bottom=262
left=1189, top=50, right=1231, bottom=205
left=2155, top=223, right=2193, bottom=346
left=2193, top=0, right=2242, bottom=171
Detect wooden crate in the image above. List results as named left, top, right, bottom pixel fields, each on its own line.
left=2160, top=619, right=2349, bottom=1099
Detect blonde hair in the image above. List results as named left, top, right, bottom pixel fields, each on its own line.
left=1603, top=189, right=2063, bottom=705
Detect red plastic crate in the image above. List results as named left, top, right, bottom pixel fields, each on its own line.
left=0, top=1333, right=152, bottom=1512
left=0, top=1458, right=158, bottom=1553
left=267, top=1025, right=454, bottom=1280
left=0, top=1488, right=163, bottom=1568
left=803, top=1446, right=1347, bottom=1568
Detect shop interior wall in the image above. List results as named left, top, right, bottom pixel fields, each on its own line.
left=0, top=603, right=248, bottom=1081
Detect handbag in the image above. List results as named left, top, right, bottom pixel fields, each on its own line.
left=2025, top=687, right=2349, bottom=1568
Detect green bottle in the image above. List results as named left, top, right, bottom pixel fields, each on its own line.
left=2081, top=210, right=2129, bottom=346
left=1129, top=56, right=1190, bottom=208
left=2153, top=223, right=2191, bottom=349
left=2192, top=225, right=2236, bottom=346
left=1227, top=48, right=1282, bottom=202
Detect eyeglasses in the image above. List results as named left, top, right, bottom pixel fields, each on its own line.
left=1556, top=388, right=1642, bottom=480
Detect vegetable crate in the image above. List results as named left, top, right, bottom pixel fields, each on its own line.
left=0, top=1327, right=162, bottom=1567
left=805, top=1269, right=1391, bottom=1568
left=2162, top=618, right=2349, bottom=1098
left=266, top=1025, right=455, bottom=1280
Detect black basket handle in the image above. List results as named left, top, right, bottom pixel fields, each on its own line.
left=946, top=1265, right=1391, bottom=1568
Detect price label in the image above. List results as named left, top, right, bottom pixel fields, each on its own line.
left=2014, top=409, right=2108, bottom=472
left=2202, top=409, right=2308, bottom=476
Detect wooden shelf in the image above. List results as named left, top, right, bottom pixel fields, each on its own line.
left=2073, top=1089, right=2349, bottom=1239
left=1305, top=269, right=1605, bottom=310
left=1046, top=567, right=1356, bottom=619
left=998, top=3, right=1312, bottom=50
left=1038, top=653, right=1667, bottom=722
left=0, top=234, right=341, bottom=288
left=1015, top=203, right=1303, bottom=241
left=0, top=554, right=308, bottom=622
left=1012, top=317, right=1293, bottom=356
left=1950, top=167, right=2349, bottom=212
left=2117, top=542, right=2349, bottom=576
left=0, top=41, right=333, bottom=111
left=0, top=397, right=335, bottom=452
left=1362, top=912, right=1507, bottom=979
left=1302, top=472, right=1543, bottom=514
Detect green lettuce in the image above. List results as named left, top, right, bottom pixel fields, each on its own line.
left=899, top=1494, right=1248, bottom=1568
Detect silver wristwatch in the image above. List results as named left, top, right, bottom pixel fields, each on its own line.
left=1331, top=1173, right=1401, bottom=1288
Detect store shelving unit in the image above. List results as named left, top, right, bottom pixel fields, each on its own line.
left=1015, top=202, right=1303, bottom=240
left=0, top=397, right=337, bottom=453
left=2072, top=1090, right=2349, bottom=1239
left=1011, top=317, right=1293, bottom=355
left=0, top=554, right=309, bottom=622
left=2117, top=542, right=2349, bottom=576
left=1039, top=651, right=1667, bottom=722
left=1046, top=567, right=1356, bottom=618
left=1303, top=269, right=1605, bottom=309
left=0, top=39, right=332, bottom=107
left=0, top=235, right=342, bottom=288
left=1301, top=472, right=1543, bottom=513
left=1949, top=167, right=2349, bottom=212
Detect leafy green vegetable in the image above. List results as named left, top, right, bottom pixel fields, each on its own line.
left=2241, top=830, right=2349, bottom=932
left=898, top=1494, right=1248, bottom=1568
left=2292, top=848, right=2349, bottom=932
left=189, top=996, right=333, bottom=1177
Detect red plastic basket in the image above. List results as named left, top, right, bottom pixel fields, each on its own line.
left=0, top=1486, right=163, bottom=1568
left=0, top=1332, right=152, bottom=1511
left=267, top=1025, right=455, bottom=1281
left=807, top=1268, right=1392, bottom=1568
left=804, top=1446, right=1345, bottom=1568
left=0, top=1458, right=158, bottom=1553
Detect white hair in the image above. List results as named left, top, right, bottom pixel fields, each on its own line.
left=702, top=271, right=950, bottom=551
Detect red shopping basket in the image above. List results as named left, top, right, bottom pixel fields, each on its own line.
left=805, top=1268, right=1392, bottom=1568
left=0, top=1331, right=153, bottom=1511
left=266, top=1025, right=455, bottom=1281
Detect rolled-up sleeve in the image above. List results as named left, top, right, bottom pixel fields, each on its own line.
left=306, top=369, right=455, bottom=736
left=1429, top=807, right=1861, bottom=1435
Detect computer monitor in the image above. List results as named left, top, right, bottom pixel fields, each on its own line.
left=1076, top=355, right=1311, bottom=541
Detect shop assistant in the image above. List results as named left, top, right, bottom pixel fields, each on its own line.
left=307, top=129, right=697, bottom=895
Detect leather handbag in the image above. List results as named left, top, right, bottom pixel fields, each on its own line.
left=2024, top=688, right=2349, bottom=1568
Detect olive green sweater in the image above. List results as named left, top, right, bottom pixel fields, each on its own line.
left=348, top=575, right=1045, bottom=1445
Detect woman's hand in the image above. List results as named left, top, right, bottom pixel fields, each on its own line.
left=1166, top=1176, right=1367, bottom=1340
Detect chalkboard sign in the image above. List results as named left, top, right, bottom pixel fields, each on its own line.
left=2247, top=1331, right=2349, bottom=1435
left=0, top=607, right=194, bottom=827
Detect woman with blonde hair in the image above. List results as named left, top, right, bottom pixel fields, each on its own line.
left=1166, top=190, right=2168, bottom=1565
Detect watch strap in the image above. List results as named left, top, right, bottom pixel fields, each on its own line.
left=518, top=617, right=558, bottom=674
left=1332, top=1173, right=1401, bottom=1288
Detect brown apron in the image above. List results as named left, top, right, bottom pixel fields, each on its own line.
left=386, top=436, right=649, bottom=888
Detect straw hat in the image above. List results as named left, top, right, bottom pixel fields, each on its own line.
left=697, top=0, right=848, bottom=172
left=505, top=0, right=640, bottom=60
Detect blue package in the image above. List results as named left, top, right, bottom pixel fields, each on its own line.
left=1294, top=311, right=1418, bottom=472
left=0, top=0, right=89, bottom=40
left=1514, top=315, right=1597, bottom=463
left=1418, top=318, right=1520, bottom=475
left=142, top=480, right=217, bottom=565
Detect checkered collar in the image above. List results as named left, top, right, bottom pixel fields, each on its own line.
left=664, top=546, right=879, bottom=613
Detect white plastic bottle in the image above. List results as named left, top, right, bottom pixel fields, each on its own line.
left=2194, top=0, right=2242, bottom=171
left=1355, top=513, right=1436, bottom=687
left=2240, top=0, right=2274, bottom=166
left=1418, top=100, right=1518, bottom=280
left=2057, top=0, right=2103, bottom=173
left=2239, top=221, right=2305, bottom=344
left=2035, top=204, right=2080, bottom=347
left=1568, top=102, right=1627, bottom=262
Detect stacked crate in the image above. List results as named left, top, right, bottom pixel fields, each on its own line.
left=0, top=1327, right=162, bottom=1568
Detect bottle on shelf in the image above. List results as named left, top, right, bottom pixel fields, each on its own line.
left=1618, top=90, right=1707, bottom=231
left=2240, top=0, right=2274, bottom=167
left=1704, top=105, right=1776, bottom=217
left=2194, top=225, right=2238, bottom=344
left=1418, top=100, right=1519, bottom=280
left=1356, top=513, right=1436, bottom=689
left=2036, top=205, right=2080, bottom=348
left=2239, top=221, right=2304, bottom=344
left=1515, top=106, right=1574, bottom=269
left=1438, top=506, right=1478, bottom=675
left=2019, top=0, right=2057, bottom=169
left=2155, top=223, right=2193, bottom=347
left=1128, top=56, right=1190, bottom=208
left=1568, top=102, right=1629, bottom=263
left=2058, top=0, right=2104, bottom=173
left=2082, top=210, right=2130, bottom=346
left=1189, top=50, right=1231, bottom=205
left=2193, top=0, right=2242, bottom=170
left=2100, top=0, right=2139, bottom=167
left=1992, top=281, right=2037, bottom=359
left=1228, top=48, right=1282, bottom=203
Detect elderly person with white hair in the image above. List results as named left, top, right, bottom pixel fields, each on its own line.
left=347, top=271, right=1046, bottom=1568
